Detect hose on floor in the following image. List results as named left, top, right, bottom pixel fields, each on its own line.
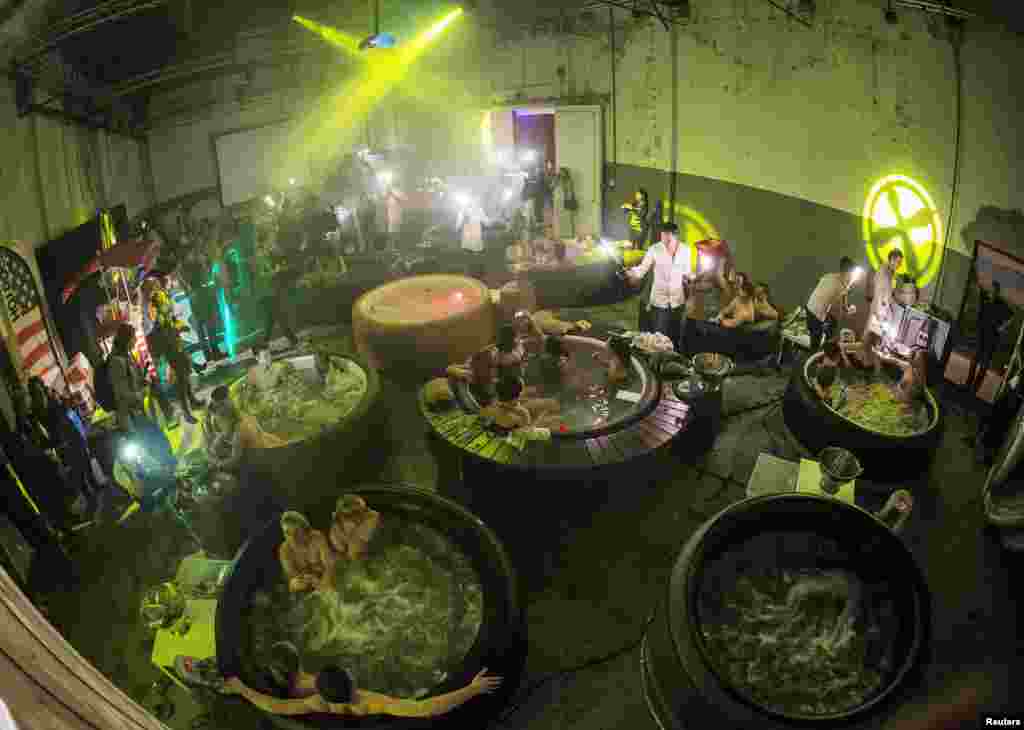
left=494, top=611, right=657, bottom=726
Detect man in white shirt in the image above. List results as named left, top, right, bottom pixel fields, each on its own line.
left=805, top=257, right=859, bottom=351
left=864, top=248, right=903, bottom=340
left=624, top=222, right=693, bottom=352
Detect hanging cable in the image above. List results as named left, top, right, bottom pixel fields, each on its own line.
left=933, top=22, right=963, bottom=306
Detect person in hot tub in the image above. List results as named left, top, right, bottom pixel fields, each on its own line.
left=893, top=348, right=928, bottom=404
left=278, top=511, right=334, bottom=594
left=222, top=642, right=501, bottom=717
left=328, top=494, right=381, bottom=562
left=205, top=385, right=287, bottom=472
left=813, top=340, right=852, bottom=405
left=713, top=280, right=757, bottom=329
left=495, top=324, right=526, bottom=379
left=533, top=336, right=588, bottom=396
left=480, top=376, right=561, bottom=431
left=512, top=310, right=546, bottom=355
left=592, top=335, right=633, bottom=387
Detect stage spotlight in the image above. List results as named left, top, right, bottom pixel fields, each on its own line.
left=121, top=442, right=141, bottom=462
left=377, top=170, right=394, bottom=186
left=264, top=195, right=276, bottom=207
left=520, top=149, right=536, bottom=164
left=358, top=32, right=397, bottom=50
left=503, top=188, right=516, bottom=201
left=453, top=192, right=471, bottom=208
left=289, top=178, right=297, bottom=186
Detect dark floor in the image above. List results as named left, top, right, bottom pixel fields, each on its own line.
left=36, top=296, right=1023, bottom=730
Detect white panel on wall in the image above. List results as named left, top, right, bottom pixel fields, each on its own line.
left=556, top=105, right=603, bottom=238
left=214, top=121, right=312, bottom=207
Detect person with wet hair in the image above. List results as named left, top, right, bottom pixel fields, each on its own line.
left=328, top=494, right=381, bottom=561
left=480, top=375, right=561, bottom=431
left=223, top=640, right=501, bottom=717
left=715, top=279, right=757, bottom=329
left=204, top=385, right=286, bottom=473
left=278, top=511, right=333, bottom=594
left=591, top=336, right=632, bottom=387
left=753, top=282, right=780, bottom=322
left=814, top=339, right=849, bottom=404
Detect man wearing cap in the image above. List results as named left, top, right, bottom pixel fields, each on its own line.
left=623, top=222, right=693, bottom=353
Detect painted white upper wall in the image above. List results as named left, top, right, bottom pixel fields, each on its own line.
left=145, top=0, right=1023, bottom=255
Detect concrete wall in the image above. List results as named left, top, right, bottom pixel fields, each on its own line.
left=145, top=0, right=1024, bottom=311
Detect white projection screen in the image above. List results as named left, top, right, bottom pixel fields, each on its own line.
left=215, top=121, right=313, bottom=207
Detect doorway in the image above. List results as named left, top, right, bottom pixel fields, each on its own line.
left=513, top=111, right=555, bottom=166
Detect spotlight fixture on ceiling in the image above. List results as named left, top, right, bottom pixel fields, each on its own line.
left=798, top=0, right=816, bottom=18
left=359, top=0, right=397, bottom=50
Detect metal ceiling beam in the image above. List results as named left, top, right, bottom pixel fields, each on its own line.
left=893, top=0, right=976, bottom=19
left=107, top=44, right=328, bottom=98
left=15, top=0, right=168, bottom=66
left=579, top=0, right=691, bottom=28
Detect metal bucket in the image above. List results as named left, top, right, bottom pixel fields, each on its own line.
left=819, top=447, right=864, bottom=495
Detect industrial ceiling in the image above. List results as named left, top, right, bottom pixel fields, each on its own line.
left=1, top=0, right=1021, bottom=135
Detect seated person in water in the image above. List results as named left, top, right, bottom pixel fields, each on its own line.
left=223, top=641, right=501, bottom=717
left=495, top=324, right=525, bottom=379
left=714, top=280, right=757, bottom=328
left=278, top=511, right=334, bottom=594
left=813, top=340, right=848, bottom=404
left=893, top=349, right=927, bottom=403
left=328, top=494, right=381, bottom=562
left=534, top=336, right=588, bottom=395
left=753, top=282, right=780, bottom=322
left=480, top=376, right=561, bottom=431
left=592, top=336, right=633, bottom=387
left=447, top=345, right=499, bottom=405
left=512, top=310, right=546, bottom=355
left=205, top=385, right=287, bottom=471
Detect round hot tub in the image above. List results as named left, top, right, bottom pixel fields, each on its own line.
left=452, top=335, right=661, bottom=440
left=782, top=352, right=942, bottom=481
left=642, top=494, right=931, bottom=730
left=216, top=483, right=526, bottom=730
left=353, top=275, right=496, bottom=377
left=200, top=351, right=384, bottom=554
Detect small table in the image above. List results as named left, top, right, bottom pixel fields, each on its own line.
left=747, top=452, right=892, bottom=513
left=151, top=598, right=218, bottom=691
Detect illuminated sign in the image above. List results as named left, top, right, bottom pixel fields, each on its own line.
left=862, top=175, right=944, bottom=287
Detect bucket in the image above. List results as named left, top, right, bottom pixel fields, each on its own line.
left=819, top=447, right=864, bottom=495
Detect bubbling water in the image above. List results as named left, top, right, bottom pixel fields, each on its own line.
left=243, top=516, right=483, bottom=699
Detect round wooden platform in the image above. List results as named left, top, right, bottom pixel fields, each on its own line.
left=418, top=380, right=692, bottom=472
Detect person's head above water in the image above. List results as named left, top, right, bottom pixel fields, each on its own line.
left=316, top=666, right=356, bottom=704
left=888, top=248, right=904, bottom=268
left=496, top=375, right=524, bottom=403
left=497, top=324, right=517, bottom=353
left=280, top=511, right=311, bottom=541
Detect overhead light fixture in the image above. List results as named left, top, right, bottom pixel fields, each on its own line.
left=359, top=0, right=397, bottom=50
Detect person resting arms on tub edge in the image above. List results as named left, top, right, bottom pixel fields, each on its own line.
left=713, top=279, right=757, bottom=329
left=813, top=340, right=851, bottom=404
left=592, top=335, right=633, bottom=387
left=480, top=376, right=561, bottom=430
left=278, top=511, right=334, bottom=593
left=222, top=641, right=502, bottom=717
left=328, top=494, right=380, bottom=562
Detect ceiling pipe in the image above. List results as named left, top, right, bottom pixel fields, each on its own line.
left=14, top=0, right=167, bottom=65
left=892, top=0, right=976, bottom=19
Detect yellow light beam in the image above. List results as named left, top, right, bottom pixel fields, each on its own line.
left=293, top=15, right=363, bottom=58
left=283, top=8, right=464, bottom=173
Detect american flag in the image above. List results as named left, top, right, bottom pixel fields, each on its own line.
left=0, top=249, right=65, bottom=391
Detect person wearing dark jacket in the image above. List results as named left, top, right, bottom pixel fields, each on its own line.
left=967, top=280, right=1015, bottom=394
left=622, top=189, right=650, bottom=250
left=263, top=200, right=303, bottom=351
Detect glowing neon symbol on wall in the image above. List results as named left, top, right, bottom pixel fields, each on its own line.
left=862, top=175, right=944, bottom=288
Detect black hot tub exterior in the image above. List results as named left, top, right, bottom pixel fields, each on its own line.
left=215, top=483, right=526, bottom=730
left=641, top=494, right=931, bottom=730
left=782, top=352, right=942, bottom=481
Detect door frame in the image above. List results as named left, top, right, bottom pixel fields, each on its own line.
left=554, top=104, right=604, bottom=238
